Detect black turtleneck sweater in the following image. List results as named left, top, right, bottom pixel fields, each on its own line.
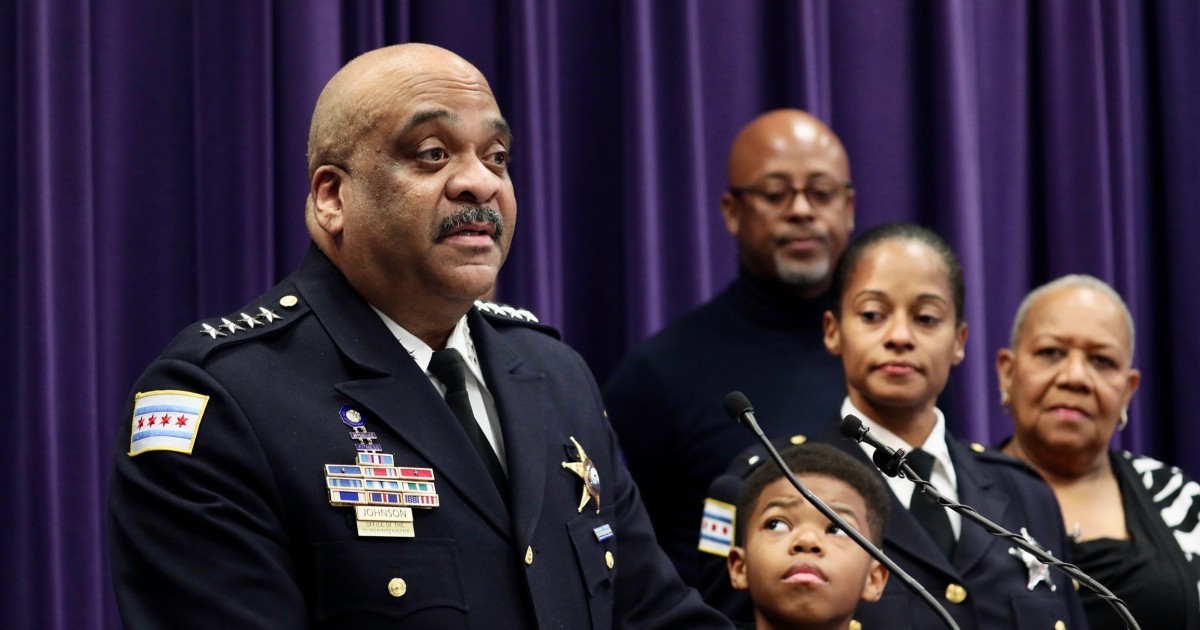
left=602, top=268, right=847, bottom=585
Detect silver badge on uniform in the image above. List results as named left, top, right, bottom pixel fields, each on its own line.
left=1008, top=527, right=1056, bottom=591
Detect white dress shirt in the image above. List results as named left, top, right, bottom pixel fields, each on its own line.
left=372, top=307, right=507, bottom=472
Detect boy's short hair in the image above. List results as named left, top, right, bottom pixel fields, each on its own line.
left=735, top=442, right=890, bottom=547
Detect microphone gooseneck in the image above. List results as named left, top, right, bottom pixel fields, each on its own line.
left=724, top=392, right=961, bottom=630
left=837, top=414, right=1141, bottom=630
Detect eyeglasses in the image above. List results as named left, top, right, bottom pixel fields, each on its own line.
left=729, top=174, right=854, bottom=214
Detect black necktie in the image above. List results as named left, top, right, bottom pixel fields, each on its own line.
left=906, top=448, right=956, bottom=558
left=427, top=348, right=508, bottom=499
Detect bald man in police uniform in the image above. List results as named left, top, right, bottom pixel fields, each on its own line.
left=108, top=43, right=730, bottom=629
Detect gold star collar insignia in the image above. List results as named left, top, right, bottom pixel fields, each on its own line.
left=562, top=436, right=601, bottom=513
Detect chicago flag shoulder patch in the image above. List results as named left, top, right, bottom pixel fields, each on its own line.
left=129, top=390, right=209, bottom=456
left=698, top=497, right=736, bottom=557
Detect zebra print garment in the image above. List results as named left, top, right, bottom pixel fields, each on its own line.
left=1126, top=451, right=1200, bottom=602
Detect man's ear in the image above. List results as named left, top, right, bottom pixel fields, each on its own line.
left=726, top=546, right=749, bottom=591
left=860, top=559, right=889, bottom=602
left=311, top=164, right=348, bottom=238
left=719, top=193, right=740, bottom=237
left=843, top=188, right=857, bottom=232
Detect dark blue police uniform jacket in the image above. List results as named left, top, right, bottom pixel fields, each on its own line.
left=696, top=422, right=1089, bottom=630
left=108, top=245, right=730, bottom=630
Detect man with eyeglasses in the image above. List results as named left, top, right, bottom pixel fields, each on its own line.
left=603, top=109, right=856, bottom=593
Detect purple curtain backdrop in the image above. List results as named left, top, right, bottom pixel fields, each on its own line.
left=5, top=0, right=1199, bottom=627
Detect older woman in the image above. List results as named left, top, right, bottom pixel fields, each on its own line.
left=997, top=274, right=1200, bottom=629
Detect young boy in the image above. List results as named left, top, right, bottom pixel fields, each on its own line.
left=727, top=443, right=890, bottom=630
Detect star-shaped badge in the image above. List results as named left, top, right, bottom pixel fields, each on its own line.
left=1008, top=527, right=1056, bottom=591
left=239, top=312, right=263, bottom=328
left=562, top=436, right=601, bottom=514
left=219, top=318, right=246, bottom=334
left=257, top=306, right=283, bottom=323
left=199, top=323, right=227, bottom=338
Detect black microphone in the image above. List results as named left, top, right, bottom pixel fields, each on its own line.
left=723, top=391, right=755, bottom=430
left=837, top=414, right=1141, bottom=630
left=723, top=392, right=961, bottom=630
left=839, top=415, right=906, bottom=478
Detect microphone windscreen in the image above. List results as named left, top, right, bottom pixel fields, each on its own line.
left=872, top=447, right=902, bottom=478
left=723, top=391, right=753, bottom=420
left=839, top=414, right=865, bottom=439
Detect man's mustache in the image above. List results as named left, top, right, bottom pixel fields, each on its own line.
left=774, top=228, right=827, bottom=245
left=435, top=206, right=505, bottom=242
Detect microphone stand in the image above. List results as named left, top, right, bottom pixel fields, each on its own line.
left=869, top=433, right=1141, bottom=630
left=728, top=395, right=961, bottom=630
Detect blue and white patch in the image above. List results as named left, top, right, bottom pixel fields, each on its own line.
left=593, top=523, right=614, bottom=541
left=698, top=498, right=736, bottom=557
left=129, top=390, right=209, bottom=456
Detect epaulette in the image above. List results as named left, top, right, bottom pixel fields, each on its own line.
left=965, top=440, right=1043, bottom=476
left=474, top=300, right=561, bottom=339
left=164, top=285, right=310, bottom=363
left=725, top=435, right=811, bottom=479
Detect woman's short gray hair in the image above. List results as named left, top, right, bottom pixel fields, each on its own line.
left=1008, top=274, right=1136, bottom=360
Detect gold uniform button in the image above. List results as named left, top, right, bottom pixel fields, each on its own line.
left=279, top=295, right=299, bottom=308
left=970, top=442, right=986, bottom=453
left=387, top=578, right=407, bottom=598
left=605, top=551, right=615, bottom=569
left=945, top=583, right=967, bottom=604
left=525, top=546, right=534, bottom=565
left=849, top=621, right=862, bottom=630
left=789, top=434, right=807, bottom=445
left=1054, top=621, right=1066, bottom=630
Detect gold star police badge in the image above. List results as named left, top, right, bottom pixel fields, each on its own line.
left=561, top=436, right=601, bottom=513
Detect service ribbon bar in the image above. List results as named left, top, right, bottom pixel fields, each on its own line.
left=325, top=445, right=440, bottom=537
left=396, top=467, right=435, bottom=480
left=358, top=452, right=394, bottom=466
